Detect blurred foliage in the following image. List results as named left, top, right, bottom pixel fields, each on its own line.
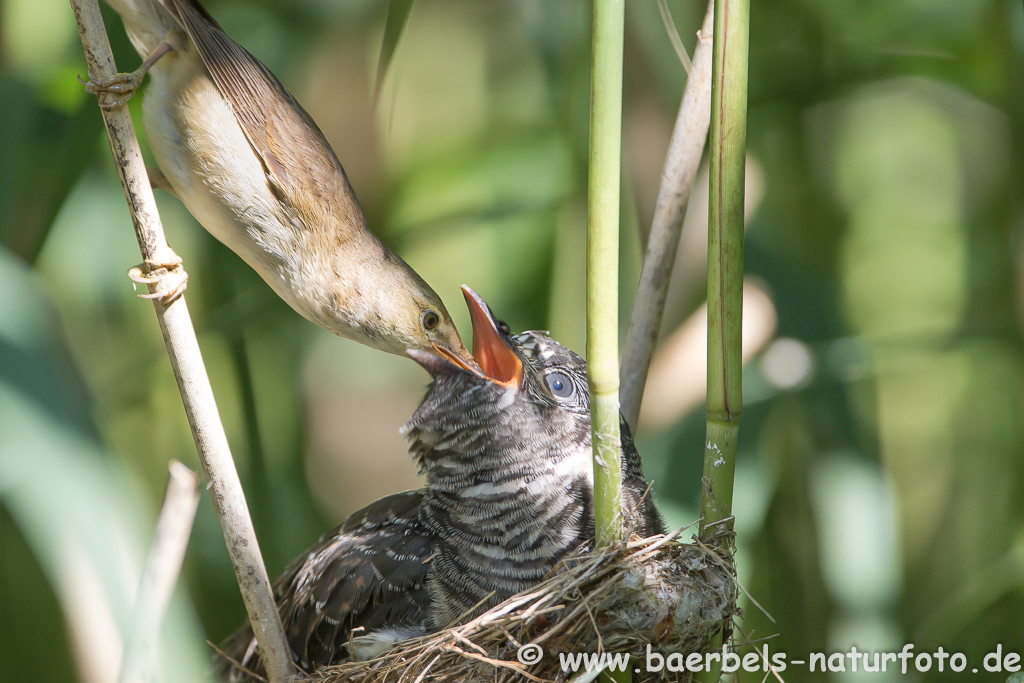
left=1, top=0, right=1023, bottom=681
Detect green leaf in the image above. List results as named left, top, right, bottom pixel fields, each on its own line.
left=374, top=0, right=416, bottom=106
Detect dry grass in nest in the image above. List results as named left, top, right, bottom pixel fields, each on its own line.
left=301, top=525, right=738, bottom=683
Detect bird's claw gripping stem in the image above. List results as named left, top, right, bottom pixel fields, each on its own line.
left=79, top=70, right=146, bottom=108
left=79, top=37, right=177, bottom=108
left=129, top=257, right=188, bottom=305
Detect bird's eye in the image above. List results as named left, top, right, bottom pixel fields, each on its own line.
left=422, top=310, right=440, bottom=331
left=497, top=320, right=512, bottom=335
left=545, top=371, right=574, bottom=399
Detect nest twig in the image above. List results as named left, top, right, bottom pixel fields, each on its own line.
left=301, top=525, right=738, bottom=683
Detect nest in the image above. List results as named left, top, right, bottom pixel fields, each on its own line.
left=301, top=525, right=738, bottom=683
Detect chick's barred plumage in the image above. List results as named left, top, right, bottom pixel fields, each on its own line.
left=407, top=328, right=661, bottom=629
left=217, top=290, right=663, bottom=681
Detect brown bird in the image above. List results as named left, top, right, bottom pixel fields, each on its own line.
left=92, top=0, right=473, bottom=365
left=216, top=287, right=664, bottom=680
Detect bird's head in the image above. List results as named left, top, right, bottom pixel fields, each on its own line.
left=405, top=287, right=592, bottom=473
left=379, top=272, right=477, bottom=372
left=408, top=286, right=590, bottom=408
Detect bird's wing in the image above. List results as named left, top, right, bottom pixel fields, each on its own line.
left=619, top=414, right=666, bottom=536
left=163, top=0, right=363, bottom=229
left=217, top=491, right=432, bottom=681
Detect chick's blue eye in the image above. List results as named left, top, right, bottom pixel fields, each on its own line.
left=545, top=372, right=574, bottom=399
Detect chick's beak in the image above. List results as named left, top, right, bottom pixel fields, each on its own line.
left=461, top=286, right=521, bottom=387
left=408, top=287, right=521, bottom=386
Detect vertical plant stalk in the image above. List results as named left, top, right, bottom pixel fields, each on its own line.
left=700, top=0, right=748, bottom=542
left=620, top=0, right=715, bottom=431
left=68, top=2, right=294, bottom=681
left=119, top=461, right=200, bottom=683
left=588, top=0, right=626, bottom=547
left=696, top=0, right=746, bottom=678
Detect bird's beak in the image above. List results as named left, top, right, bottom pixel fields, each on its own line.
left=408, top=287, right=521, bottom=387
left=430, top=339, right=478, bottom=374
left=461, top=286, right=521, bottom=387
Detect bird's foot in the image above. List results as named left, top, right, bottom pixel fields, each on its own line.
left=129, top=257, right=188, bottom=305
left=79, top=35, right=179, bottom=109
left=79, top=69, right=146, bottom=108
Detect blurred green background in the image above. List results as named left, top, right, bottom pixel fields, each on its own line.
left=2, top=0, right=1023, bottom=681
